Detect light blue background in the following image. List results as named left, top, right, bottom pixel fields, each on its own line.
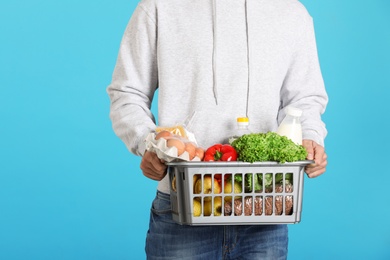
left=1, top=0, right=389, bottom=259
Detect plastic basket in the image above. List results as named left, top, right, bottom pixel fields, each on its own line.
left=167, top=161, right=312, bottom=225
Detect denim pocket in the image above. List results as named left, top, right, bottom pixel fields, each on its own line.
left=150, top=192, right=175, bottom=224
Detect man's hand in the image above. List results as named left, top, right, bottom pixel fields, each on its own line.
left=302, top=139, right=328, bottom=178
left=140, top=150, right=167, bottom=181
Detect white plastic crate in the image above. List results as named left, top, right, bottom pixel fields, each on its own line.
left=167, top=161, right=312, bottom=225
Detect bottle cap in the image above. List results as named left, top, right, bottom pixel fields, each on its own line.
left=286, top=106, right=302, bottom=117
left=237, top=117, right=249, bottom=123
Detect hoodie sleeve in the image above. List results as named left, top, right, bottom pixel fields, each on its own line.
left=107, top=3, right=158, bottom=156
left=279, top=14, right=328, bottom=146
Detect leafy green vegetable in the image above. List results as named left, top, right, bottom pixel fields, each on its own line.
left=241, top=173, right=262, bottom=193
left=237, top=172, right=294, bottom=193
left=254, top=174, right=262, bottom=192
left=233, top=174, right=242, bottom=184
left=231, top=132, right=308, bottom=163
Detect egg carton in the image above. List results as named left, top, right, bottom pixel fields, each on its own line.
left=144, top=132, right=202, bottom=162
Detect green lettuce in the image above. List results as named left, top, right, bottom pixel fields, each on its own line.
left=231, top=132, right=308, bottom=163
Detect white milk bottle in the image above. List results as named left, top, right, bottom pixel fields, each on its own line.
left=277, top=106, right=303, bottom=145
left=229, top=117, right=252, bottom=144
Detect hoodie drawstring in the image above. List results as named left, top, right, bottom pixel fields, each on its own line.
left=212, top=0, right=251, bottom=117
left=244, top=0, right=250, bottom=118
left=212, top=0, right=218, bottom=105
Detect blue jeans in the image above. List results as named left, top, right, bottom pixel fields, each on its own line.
left=145, top=191, right=288, bottom=260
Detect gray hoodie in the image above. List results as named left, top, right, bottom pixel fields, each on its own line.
left=107, top=0, right=328, bottom=194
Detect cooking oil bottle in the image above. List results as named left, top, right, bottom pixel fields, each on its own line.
left=229, top=117, right=252, bottom=144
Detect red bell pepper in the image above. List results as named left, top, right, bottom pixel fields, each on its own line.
left=203, top=144, right=238, bottom=162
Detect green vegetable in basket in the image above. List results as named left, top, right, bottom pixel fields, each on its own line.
left=231, top=132, right=308, bottom=163
left=239, top=173, right=262, bottom=192
left=242, top=173, right=293, bottom=193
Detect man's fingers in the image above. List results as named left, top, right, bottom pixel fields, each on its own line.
left=141, top=163, right=167, bottom=181
left=141, top=160, right=162, bottom=180
left=302, top=140, right=328, bottom=178
left=140, top=151, right=167, bottom=181
left=306, top=155, right=327, bottom=177
left=302, top=140, right=314, bottom=160
left=306, top=167, right=326, bottom=178
left=305, top=152, right=327, bottom=177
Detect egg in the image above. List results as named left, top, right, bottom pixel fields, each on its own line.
left=166, top=137, right=186, bottom=156
left=155, top=130, right=172, bottom=140
left=195, top=147, right=205, bottom=160
left=184, top=142, right=197, bottom=160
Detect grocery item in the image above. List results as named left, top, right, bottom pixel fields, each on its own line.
left=156, top=125, right=187, bottom=138
left=203, top=144, right=237, bottom=162
left=194, top=174, right=221, bottom=196
left=228, top=117, right=252, bottom=144
left=184, top=142, right=197, bottom=160
left=277, top=106, right=303, bottom=145
left=194, top=147, right=205, bottom=160
left=155, top=130, right=173, bottom=140
left=166, top=137, right=186, bottom=156
left=231, top=132, right=307, bottom=163
left=144, top=124, right=204, bottom=162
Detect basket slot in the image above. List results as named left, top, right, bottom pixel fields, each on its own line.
left=275, top=195, right=283, bottom=215
left=254, top=196, right=263, bottom=216
left=285, top=195, right=293, bottom=215
left=285, top=173, right=293, bottom=193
